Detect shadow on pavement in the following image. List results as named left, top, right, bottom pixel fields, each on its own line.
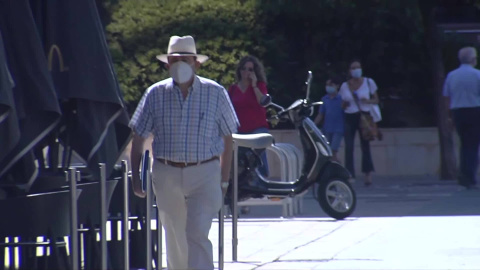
left=237, top=175, right=480, bottom=219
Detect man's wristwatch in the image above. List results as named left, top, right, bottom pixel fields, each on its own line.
left=221, top=182, right=229, bottom=189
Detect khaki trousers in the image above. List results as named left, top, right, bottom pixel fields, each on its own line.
left=152, top=159, right=222, bottom=270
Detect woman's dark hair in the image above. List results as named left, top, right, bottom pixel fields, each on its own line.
left=348, top=58, right=362, bottom=69
left=235, top=55, right=267, bottom=83
left=346, top=58, right=363, bottom=79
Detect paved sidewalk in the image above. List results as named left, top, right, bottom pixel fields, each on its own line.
left=211, top=215, right=480, bottom=269
left=207, top=175, right=480, bottom=270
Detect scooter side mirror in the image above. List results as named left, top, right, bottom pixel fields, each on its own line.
left=260, top=94, right=272, bottom=107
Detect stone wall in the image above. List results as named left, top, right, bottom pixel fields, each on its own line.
left=268, top=128, right=458, bottom=177
left=118, top=128, right=466, bottom=177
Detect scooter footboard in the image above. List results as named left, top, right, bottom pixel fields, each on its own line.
left=317, top=162, right=350, bottom=182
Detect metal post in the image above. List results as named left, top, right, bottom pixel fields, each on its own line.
left=99, top=163, right=108, bottom=270
left=68, top=168, right=79, bottom=270
left=156, top=202, right=162, bottom=270
left=145, top=158, right=152, bottom=270
left=75, top=171, right=82, bottom=269
left=121, top=160, right=130, bottom=270
left=232, top=141, right=238, bottom=261
left=218, top=207, right=224, bottom=269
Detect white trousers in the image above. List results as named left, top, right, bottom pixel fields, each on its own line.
left=152, top=159, right=222, bottom=270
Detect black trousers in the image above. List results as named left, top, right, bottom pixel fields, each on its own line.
left=452, top=107, right=480, bottom=187
left=344, top=112, right=374, bottom=178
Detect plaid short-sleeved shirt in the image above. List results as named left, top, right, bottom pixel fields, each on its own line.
left=129, top=76, right=239, bottom=162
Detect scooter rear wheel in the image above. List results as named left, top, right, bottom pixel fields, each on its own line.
left=317, top=178, right=356, bottom=220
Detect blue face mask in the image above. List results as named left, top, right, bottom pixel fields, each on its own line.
left=351, top=68, right=362, bottom=78
left=325, top=86, right=337, bottom=94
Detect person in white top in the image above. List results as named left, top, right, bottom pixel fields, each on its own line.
left=338, top=60, right=380, bottom=186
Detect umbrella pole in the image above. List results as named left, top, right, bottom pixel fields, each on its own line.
left=68, top=168, right=79, bottom=270
left=99, top=163, right=107, bottom=270
left=121, top=160, right=130, bottom=270
left=145, top=156, right=152, bottom=270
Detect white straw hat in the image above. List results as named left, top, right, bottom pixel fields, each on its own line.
left=156, top=35, right=209, bottom=63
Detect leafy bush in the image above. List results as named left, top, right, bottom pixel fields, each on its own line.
left=106, top=0, right=264, bottom=112
left=104, top=0, right=480, bottom=127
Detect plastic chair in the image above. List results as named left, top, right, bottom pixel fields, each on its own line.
left=0, top=190, right=74, bottom=270
left=276, top=143, right=306, bottom=214
left=108, top=163, right=160, bottom=270
left=76, top=180, right=118, bottom=270
left=236, top=144, right=294, bottom=217
left=27, top=170, right=119, bottom=270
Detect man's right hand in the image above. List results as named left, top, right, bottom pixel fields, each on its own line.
left=131, top=173, right=146, bottom=198
left=130, top=133, right=147, bottom=198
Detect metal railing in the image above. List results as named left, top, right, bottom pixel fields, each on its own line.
left=66, top=152, right=230, bottom=269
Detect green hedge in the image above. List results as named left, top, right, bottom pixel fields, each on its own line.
left=104, top=0, right=480, bottom=127
left=106, top=0, right=263, bottom=111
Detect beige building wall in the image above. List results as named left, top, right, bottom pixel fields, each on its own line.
left=118, top=128, right=467, bottom=178
left=268, top=128, right=460, bottom=177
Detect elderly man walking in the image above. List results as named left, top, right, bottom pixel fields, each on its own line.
left=443, top=46, right=480, bottom=189
left=129, top=35, right=239, bottom=269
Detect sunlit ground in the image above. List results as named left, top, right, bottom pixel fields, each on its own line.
left=3, top=215, right=480, bottom=269
left=4, top=178, right=480, bottom=269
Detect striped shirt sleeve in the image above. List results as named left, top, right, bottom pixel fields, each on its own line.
left=129, top=88, right=154, bottom=138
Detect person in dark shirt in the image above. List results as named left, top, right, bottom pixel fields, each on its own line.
left=314, top=76, right=345, bottom=163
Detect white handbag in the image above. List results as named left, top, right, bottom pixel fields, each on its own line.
left=366, top=78, right=382, bottom=123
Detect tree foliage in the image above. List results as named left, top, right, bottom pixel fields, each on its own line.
left=255, top=0, right=434, bottom=127
left=104, top=0, right=480, bottom=127
left=106, top=0, right=263, bottom=112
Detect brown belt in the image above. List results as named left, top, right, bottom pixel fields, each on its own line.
left=157, top=156, right=219, bottom=168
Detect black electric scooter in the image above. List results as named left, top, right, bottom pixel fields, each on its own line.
left=226, top=71, right=356, bottom=220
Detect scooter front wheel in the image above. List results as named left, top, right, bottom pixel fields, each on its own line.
left=317, top=178, right=356, bottom=220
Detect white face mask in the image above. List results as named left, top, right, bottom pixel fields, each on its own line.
left=169, top=61, right=194, bottom=84
left=350, top=68, right=362, bottom=78
left=326, top=86, right=337, bottom=94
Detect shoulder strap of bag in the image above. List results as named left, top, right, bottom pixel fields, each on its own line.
left=348, top=80, right=362, bottom=109
left=365, top=77, right=372, bottom=99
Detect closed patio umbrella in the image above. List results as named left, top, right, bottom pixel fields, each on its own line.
left=36, top=0, right=131, bottom=180
left=0, top=0, right=61, bottom=190
left=0, top=0, right=131, bottom=192
left=0, top=31, right=19, bottom=165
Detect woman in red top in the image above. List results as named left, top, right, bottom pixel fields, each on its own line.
left=229, top=55, right=270, bottom=176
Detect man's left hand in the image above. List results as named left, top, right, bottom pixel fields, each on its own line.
left=131, top=174, right=146, bottom=198
left=221, top=181, right=229, bottom=197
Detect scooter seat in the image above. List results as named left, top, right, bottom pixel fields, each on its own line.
left=232, top=133, right=274, bottom=149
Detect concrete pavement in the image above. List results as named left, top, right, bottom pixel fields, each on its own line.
left=207, top=175, right=480, bottom=270
left=211, top=216, right=480, bottom=269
